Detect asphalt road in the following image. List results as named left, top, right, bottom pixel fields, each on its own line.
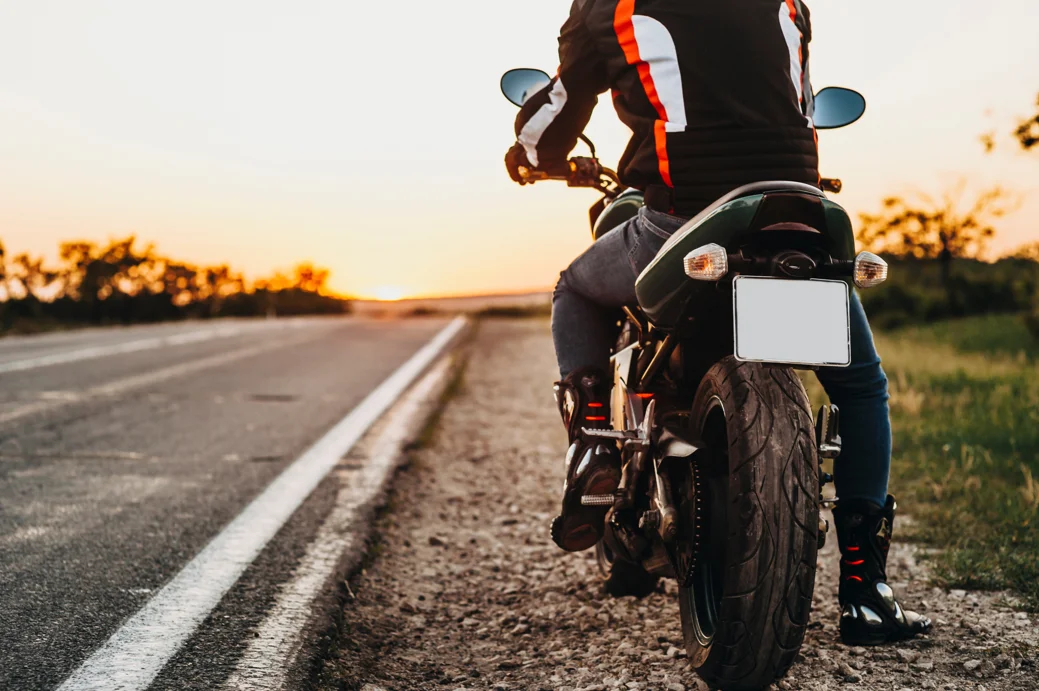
left=0, top=316, right=451, bottom=691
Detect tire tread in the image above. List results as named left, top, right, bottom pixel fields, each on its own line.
left=684, top=357, right=819, bottom=690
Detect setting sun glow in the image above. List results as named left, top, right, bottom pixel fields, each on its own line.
left=0, top=1, right=1036, bottom=298
left=367, top=286, right=409, bottom=302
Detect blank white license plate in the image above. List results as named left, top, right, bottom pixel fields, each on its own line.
left=733, top=277, right=851, bottom=367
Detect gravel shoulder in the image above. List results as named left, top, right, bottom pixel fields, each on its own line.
left=315, top=319, right=1039, bottom=691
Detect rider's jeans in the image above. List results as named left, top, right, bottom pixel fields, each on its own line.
left=551, top=207, right=892, bottom=507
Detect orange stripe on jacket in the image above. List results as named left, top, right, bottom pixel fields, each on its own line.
left=784, top=0, right=798, bottom=22
left=654, top=120, right=672, bottom=189
left=615, top=0, right=673, bottom=186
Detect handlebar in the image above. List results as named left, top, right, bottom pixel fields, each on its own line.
left=516, top=157, right=594, bottom=182
left=515, top=157, right=619, bottom=198
left=519, top=158, right=838, bottom=199
left=517, top=157, right=622, bottom=198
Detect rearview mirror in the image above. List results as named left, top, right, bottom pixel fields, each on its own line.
left=813, top=87, right=866, bottom=129
left=500, top=68, right=552, bottom=108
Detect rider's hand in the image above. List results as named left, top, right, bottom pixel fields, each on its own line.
left=505, top=142, right=533, bottom=184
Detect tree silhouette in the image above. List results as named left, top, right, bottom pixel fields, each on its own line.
left=0, top=240, right=7, bottom=327
left=857, top=183, right=1011, bottom=304
left=1015, top=93, right=1039, bottom=151
left=1009, top=242, right=1039, bottom=262
left=6, top=253, right=57, bottom=300
left=1, top=233, right=346, bottom=331
left=292, top=262, right=330, bottom=294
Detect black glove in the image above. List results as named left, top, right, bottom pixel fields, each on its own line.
left=504, top=142, right=532, bottom=184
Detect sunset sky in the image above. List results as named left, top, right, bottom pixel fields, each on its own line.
left=1, top=0, right=1038, bottom=299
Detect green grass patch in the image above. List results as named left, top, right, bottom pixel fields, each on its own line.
left=803, top=313, right=1039, bottom=608
left=889, top=313, right=1039, bottom=360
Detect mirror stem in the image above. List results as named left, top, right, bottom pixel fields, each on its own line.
left=579, top=134, right=597, bottom=158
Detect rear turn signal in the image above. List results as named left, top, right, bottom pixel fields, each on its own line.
left=683, top=243, right=728, bottom=281
left=853, top=252, right=889, bottom=288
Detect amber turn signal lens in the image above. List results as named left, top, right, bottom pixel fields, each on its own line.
left=683, top=243, right=729, bottom=281
left=853, top=251, right=889, bottom=288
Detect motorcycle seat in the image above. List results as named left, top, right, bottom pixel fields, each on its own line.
left=655, top=181, right=824, bottom=257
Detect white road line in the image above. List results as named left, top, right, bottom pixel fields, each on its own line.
left=57, top=316, right=467, bottom=691
left=0, top=330, right=327, bottom=426
left=224, top=356, right=453, bottom=690
left=0, top=320, right=302, bottom=375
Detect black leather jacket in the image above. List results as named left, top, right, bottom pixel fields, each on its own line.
left=514, top=0, right=820, bottom=216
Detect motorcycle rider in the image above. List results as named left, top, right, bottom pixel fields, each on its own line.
left=504, top=0, right=931, bottom=645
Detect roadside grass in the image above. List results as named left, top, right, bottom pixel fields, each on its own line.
left=890, top=312, right=1038, bottom=361
left=408, top=333, right=474, bottom=453
left=803, top=313, right=1039, bottom=608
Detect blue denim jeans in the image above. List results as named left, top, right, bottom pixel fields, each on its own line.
left=552, top=207, right=891, bottom=507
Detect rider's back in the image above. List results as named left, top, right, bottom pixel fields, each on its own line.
left=523, top=0, right=820, bottom=217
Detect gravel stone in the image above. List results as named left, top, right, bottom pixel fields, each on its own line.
left=964, top=660, right=982, bottom=671
left=896, top=649, right=920, bottom=664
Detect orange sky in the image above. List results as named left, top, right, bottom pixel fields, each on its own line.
left=1, top=0, right=1038, bottom=299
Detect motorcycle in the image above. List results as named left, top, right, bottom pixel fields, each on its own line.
left=501, top=68, right=889, bottom=691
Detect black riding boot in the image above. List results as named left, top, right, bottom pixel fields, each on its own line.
left=833, top=495, right=932, bottom=645
left=549, top=367, right=621, bottom=553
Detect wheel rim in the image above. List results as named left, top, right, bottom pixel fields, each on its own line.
left=683, top=395, right=728, bottom=648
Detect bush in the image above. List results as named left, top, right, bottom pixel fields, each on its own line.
left=860, top=257, right=1039, bottom=326
left=1025, top=290, right=1039, bottom=342
left=0, top=235, right=349, bottom=332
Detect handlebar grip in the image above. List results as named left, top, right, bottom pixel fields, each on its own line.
left=518, top=157, right=605, bottom=186
left=541, top=160, right=575, bottom=177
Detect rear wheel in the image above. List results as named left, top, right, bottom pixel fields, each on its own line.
left=679, top=357, right=819, bottom=691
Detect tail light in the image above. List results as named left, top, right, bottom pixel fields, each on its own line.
left=684, top=243, right=729, bottom=281
left=853, top=252, right=889, bottom=288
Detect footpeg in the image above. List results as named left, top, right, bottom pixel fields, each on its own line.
left=816, top=404, right=842, bottom=459
left=580, top=494, right=616, bottom=507
left=581, top=428, right=639, bottom=441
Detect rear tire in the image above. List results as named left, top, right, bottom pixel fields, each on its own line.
left=596, top=536, right=659, bottom=598
left=680, top=357, right=819, bottom=691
